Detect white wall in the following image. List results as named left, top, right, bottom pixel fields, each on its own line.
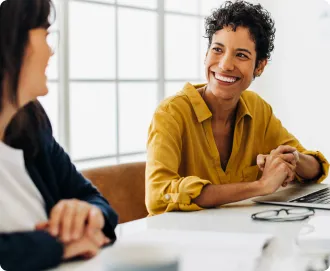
left=252, top=0, right=330, bottom=163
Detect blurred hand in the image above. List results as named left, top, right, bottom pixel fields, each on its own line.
left=257, top=145, right=299, bottom=187
left=36, top=199, right=108, bottom=245
left=259, top=150, right=296, bottom=195
left=62, top=234, right=101, bottom=260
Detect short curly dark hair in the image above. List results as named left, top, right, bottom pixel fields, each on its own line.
left=205, top=1, right=276, bottom=64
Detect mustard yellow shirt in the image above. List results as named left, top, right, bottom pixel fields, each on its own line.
left=146, top=83, right=329, bottom=215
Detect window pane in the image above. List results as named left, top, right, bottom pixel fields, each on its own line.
left=69, top=2, right=115, bottom=79
left=88, top=0, right=115, bottom=3
left=201, top=0, right=225, bottom=16
left=200, top=19, right=208, bottom=79
left=38, top=83, right=59, bottom=140
left=165, top=0, right=199, bottom=14
left=165, top=82, right=185, bottom=98
left=119, top=153, right=146, bottom=164
left=70, top=83, right=117, bottom=160
left=118, top=8, right=157, bottom=79
left=165, top=81, right=203, bottom=98
left=49, top=0, right=59, bottom=30
left=47, top=0, right=59, bottom=80
left=165, top=15, right=200, bottom=79
left=118, top=0, right=157, bottom=9
left=119, top=83, right=157, bottom=153
left=46, top=52, right=58, bottom=80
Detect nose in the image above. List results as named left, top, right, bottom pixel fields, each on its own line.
left=218, top=54, right=234, bottom=71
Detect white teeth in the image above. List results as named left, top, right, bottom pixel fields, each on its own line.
left=215, top=73, right=237, bottom=83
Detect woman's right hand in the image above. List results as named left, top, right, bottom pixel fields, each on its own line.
left=36, top=219, right=110, bottom=260
left=259, top=154, right=295, bottom=195
left=62, top=229, right=107, bottom=260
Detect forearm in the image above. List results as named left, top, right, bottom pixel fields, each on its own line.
left=296, top=153, right=321, bottom=180
left=192, top=181, right=265, bottom=208
left=0, top=231, right=63, bottom=271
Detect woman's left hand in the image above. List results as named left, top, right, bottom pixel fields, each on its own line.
left=256, top=145, right=300, bottom=187
left=257, top=145, right=299, bottom=172
left=36, top=199, right=105, bottom=243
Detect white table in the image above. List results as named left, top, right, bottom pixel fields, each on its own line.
left=51, top=198, right=330, bottom=271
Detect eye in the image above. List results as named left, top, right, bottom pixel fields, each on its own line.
left=237, top=53, right=249, bottom=59
left=212, top=47, right=222, bottom=53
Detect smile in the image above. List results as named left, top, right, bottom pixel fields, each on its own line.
left=214, top=73, right=240, bottom=83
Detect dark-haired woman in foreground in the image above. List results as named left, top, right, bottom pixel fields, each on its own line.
left=0, top=1, right=118, bottom=270
left=146, top=1, right=329, bottom=215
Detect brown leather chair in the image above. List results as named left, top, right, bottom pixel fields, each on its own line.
left=81, top=162, right=148, bottom=224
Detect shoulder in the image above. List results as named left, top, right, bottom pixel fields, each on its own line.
left=5, top=101, right=54, bottom=156
left=155, top=91, right=195, bottom=124
left=154, top=91, right=193, bottom=126
left=23, top=101, right=54, bottom=152
left=26, top=101, right=53, bottom=138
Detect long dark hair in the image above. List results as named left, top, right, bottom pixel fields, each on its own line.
left=0, top=0, right=54, bottom=155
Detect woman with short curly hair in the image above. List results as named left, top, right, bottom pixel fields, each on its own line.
left=146, top=1, right=328, bottom=215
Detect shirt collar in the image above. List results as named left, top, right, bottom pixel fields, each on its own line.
left=183, top=83, right=212, bottom=123
left=236, top=93, right=253, bottom=122
left=182, top=82, right=252, bottom=123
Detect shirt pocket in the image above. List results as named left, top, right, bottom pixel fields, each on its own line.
left=242, top=165, right=260, bottom=182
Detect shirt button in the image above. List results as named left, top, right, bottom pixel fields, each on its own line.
left=164, top=194, right=170, bottom=201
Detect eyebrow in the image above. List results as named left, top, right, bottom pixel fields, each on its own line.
left=211, top=42, right=252, bottom=55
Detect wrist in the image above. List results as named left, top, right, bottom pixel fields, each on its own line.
left=253, top=178, right=269, bottom=196
left=296, top=152, right=302, bottom=168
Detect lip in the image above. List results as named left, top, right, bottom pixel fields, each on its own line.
left=212, top=72, right=241, bottom=86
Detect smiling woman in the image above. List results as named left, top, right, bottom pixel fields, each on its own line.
left=0, top=0, right=118, bottom=270
left=145, top=0, right=329, bottom=216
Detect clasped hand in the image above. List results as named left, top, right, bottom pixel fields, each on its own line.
left=256, top=145, right=300, bottom=195
left=35, top=199, right=110, bottom=260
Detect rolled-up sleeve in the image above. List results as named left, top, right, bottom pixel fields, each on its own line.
left=263, top=104, right=329, bottom=183
left=298, top=150, right=329, bottom=183
left=146, top=109, right=211, bottom=215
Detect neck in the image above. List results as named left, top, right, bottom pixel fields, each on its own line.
left=202, top=87, right=239, bottom=126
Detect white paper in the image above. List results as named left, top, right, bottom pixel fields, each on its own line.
left=114, top=229, right=273, bottom=271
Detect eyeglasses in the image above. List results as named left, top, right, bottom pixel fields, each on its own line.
left=251, top=208, right=315, bottom=222
left=46, top=30, right=59, bottom=53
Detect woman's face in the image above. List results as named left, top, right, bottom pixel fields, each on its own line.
left=204, top=26, right=266, bottom=101
left=18, top=28, right=52, bottom=106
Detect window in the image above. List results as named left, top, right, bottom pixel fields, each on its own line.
left=41, top=0, right=225, bottom=168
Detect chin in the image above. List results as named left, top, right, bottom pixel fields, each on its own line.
left=212, top=89, right=240, bottom=101
left=38, top=85, right=49, bottom=97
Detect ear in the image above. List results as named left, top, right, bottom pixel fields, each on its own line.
left=254, top=59, right=268, bottom=77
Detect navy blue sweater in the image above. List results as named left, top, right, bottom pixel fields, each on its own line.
left=0, top=104, right=118, bottom=271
